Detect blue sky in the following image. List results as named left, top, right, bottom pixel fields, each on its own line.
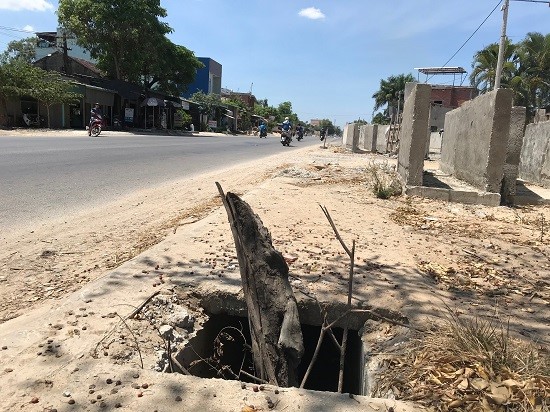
left=0, top=0, right=548, bottom=127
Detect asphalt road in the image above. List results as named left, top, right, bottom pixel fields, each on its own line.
left=0, top=133, right=318, bottom=232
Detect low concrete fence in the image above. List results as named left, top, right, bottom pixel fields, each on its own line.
left=519, top=120, right=550, bottom=188
left=440, top=89, right=513, bottom=193
left=342, top=123, right=359, bottom=151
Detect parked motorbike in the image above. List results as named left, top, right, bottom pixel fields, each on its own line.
left=23, top=113, right=44, bottom=127
left=88, top=117, right=103, bottom=137
left=280, top=130, right=292, bottom=146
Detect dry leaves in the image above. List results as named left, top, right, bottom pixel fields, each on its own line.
left=375, top=312, right=550, bottom=411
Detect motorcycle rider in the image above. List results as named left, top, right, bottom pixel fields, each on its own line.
left=88, top=103, right=103, bottom=136
left=296, top=125, right=304, bottom=140
left=259, top=121, right=267, bottom=138
left=281, top=116, right=292, bottom=132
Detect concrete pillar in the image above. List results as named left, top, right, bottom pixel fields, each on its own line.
left=397, top=83, right=431, bottom=186
left=501, top=106, right=526, bottom=205
left=360, top=124, right=378, bottom=152
left=376, top=125, right=390, bottom=153
left=343, top=123, right=360, bottom=152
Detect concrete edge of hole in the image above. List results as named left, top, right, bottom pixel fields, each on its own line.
left=185, top=287, right=412, bottom=397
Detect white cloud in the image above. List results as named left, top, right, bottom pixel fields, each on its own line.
left=298, top=7, right=325, bottom=20
left=0, top=0, right=54, bottom=11
left=23, top=25, right=34, bottom=32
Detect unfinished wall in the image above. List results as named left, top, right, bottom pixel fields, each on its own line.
left=440, top=89, right=513, bottom=193
left=397, top=83, right=431, bottom=186
left=376, top=125, right=390, bottom=153
left=359, top=124, right=378, bottom=152
left=519, top=120, right=550, bottom=188
left=501, top=107, right=526, bottom=204
left=342, top=123, right=359, bottom=151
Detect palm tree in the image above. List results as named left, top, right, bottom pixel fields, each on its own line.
left=469, top=40, right=518, bottom=94
left=515, top=32, right=550, bottom=110
left=372, top=73, right=415, bottom=121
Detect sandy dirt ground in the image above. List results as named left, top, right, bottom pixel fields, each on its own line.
left=0, top=129, right=548, bottom=411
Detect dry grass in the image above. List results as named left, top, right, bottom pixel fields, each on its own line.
left=375, top=309, right=550, bottom=411
left=365, top=162, right=402, bottom=199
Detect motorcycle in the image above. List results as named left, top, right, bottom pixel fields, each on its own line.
left=259, top=127, right=267, bottom=138
left=280, top=130, right=292, bottom=146
left=296, top=129, right=304, bottom=141
left=23, top=113, right=44, bottom=127
left=88, top=117, right=103, bottom=137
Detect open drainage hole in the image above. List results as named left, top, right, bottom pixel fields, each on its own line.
left=176, top=313, right=362, bottom=395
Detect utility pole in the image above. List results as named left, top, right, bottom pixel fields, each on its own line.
left=494, top=0, right=509, bottom=90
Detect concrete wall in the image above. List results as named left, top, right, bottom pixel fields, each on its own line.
left=519, top=120, right=550, bottom=188
left=376, top=125, right=390, bottom=153
left=359, top=124, right=378, bottom=152
left=501, top=107, right=526, bottom=204
left=343, top=122, right=360, bottom=151
left=440, top=89, right=513, bottom=193
left=397, top=83, right=431, bottom=186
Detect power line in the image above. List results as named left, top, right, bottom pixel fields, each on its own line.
left=427, top=0, right=503, bottom=82
left=0, top=25, right=36, bottom=34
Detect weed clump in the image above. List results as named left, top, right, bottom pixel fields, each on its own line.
left=375, top=309, right=550, bottom=411
left=366, top=162, right=402, bottom=199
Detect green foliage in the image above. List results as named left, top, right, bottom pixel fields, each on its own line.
left=177, top=109, right=192, bottom=126
left=372, top=112, right=390, bottom=125
left=191, top=91, right=223, bottom=115
left=57, top=0, right=202, bottom=94
left=0, top=59, right=43, bottom=99
left=352, top=118, right=369, bottom=125
left=372, top=73, right=414, bottom=113
left=470, top=40, right=517, bottom=93
left=0, top=60, right=81, bottom=127
left=470, top=32, right=550, bottom=114
left=0, top=37, right=37, bottom=64
left=33, top=71, right=81, bottom=128
left=277, top=101, right=297, bottom=123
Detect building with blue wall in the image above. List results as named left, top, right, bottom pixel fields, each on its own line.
left=182, top=57, right=222, bottom=98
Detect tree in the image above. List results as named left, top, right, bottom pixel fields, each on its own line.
left=0, top=59, right=81, bottom=128
left=0, top=37, right=37, bottom=64
left=372, top=112, right=390, bottom=125
left=470, top=33, right=550, bottom=116
left=372, top=73, right=414, bottom=121
left=32, top=71, right=81, bottom=128
left=276, top=101, right=298, bottom=123
left=352, top=118, right=368, bottom=125
left=514, top=32, right=550, bottom=110
left=469, top=40, right=517, bottom=94
left=190, top=91, right=226, bottom=130
left=58, top=0, right=202, bottom=94
left=0, top=60, right=43, bottom=126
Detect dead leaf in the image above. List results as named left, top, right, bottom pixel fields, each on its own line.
left=457, top=378, right=469, bottom=390
left=448, top=399, right=464, bottom=409
left=471, top=378, right=490, bottom=391
left=501, top=379, right=522, bottom=389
